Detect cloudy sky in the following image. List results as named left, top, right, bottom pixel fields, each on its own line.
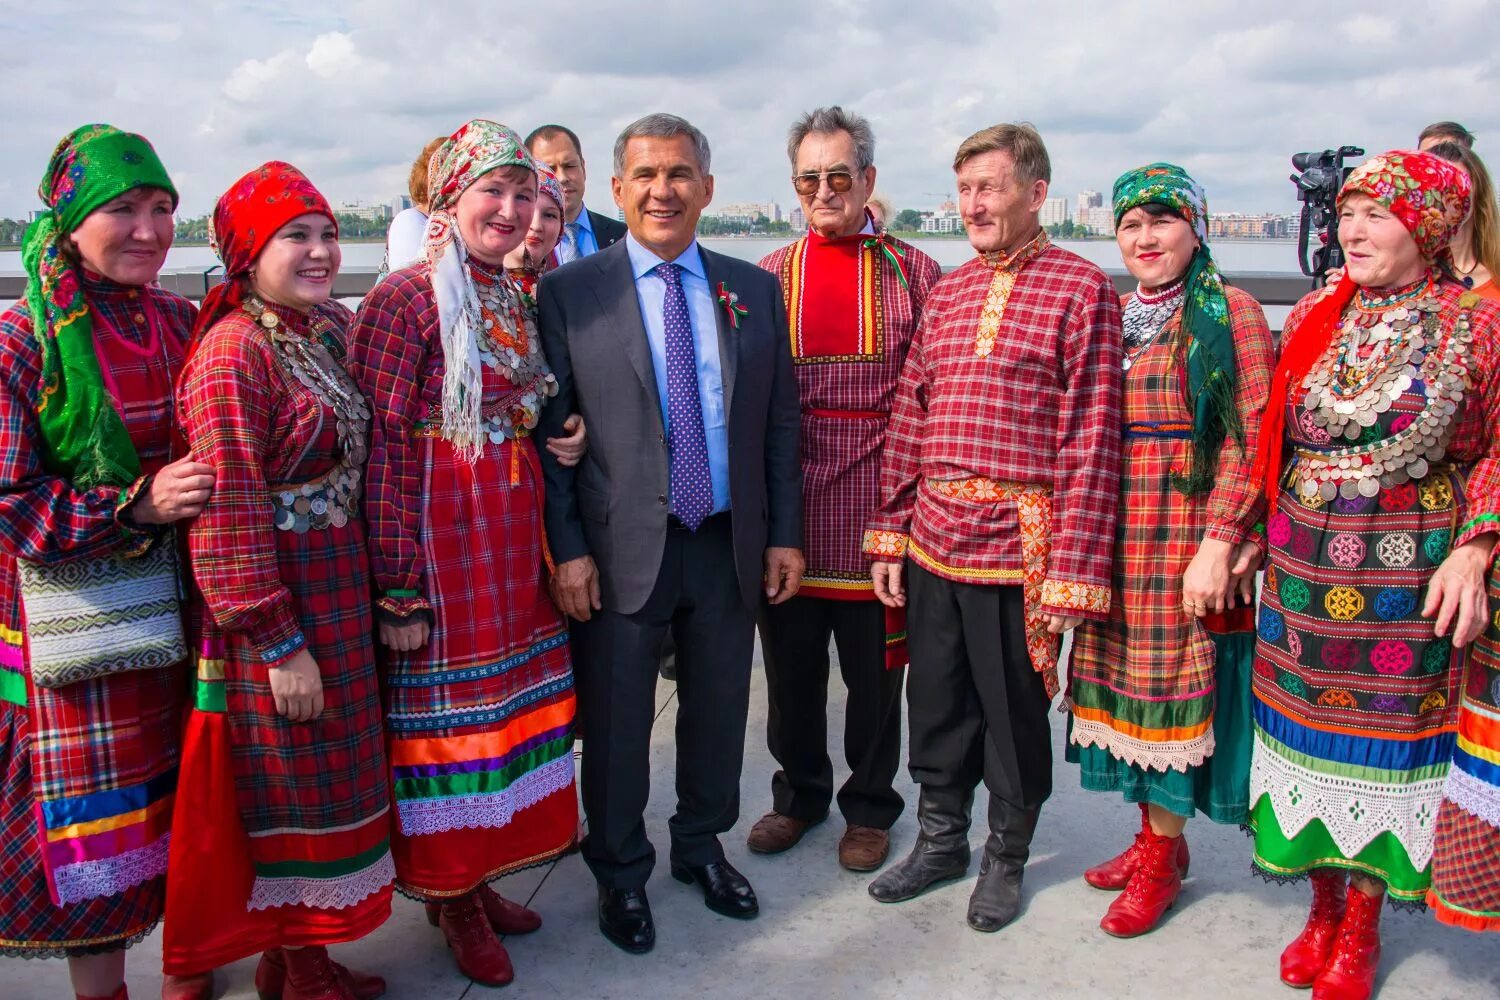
left=2, top=0, right=1496, bottom=219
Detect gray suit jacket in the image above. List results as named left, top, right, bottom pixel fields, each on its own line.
left=536, top=239, right=802, bottom=614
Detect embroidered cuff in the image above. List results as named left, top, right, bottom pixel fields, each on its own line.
left=1040, top=578, right=1111, bottom=620
left=252, top=603, right=307, bottom=668
left=862, top=529, right=909, bottom=562
left=112, top=476, right=160, bottom=557
left=1456, top=512, right=1500, bottom=549
left=377, top=588, right=433, bottom=619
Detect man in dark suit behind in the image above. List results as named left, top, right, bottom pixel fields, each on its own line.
left=536, top=113, right=804, bottom=955
left=526, top=123, right=627, bottom=262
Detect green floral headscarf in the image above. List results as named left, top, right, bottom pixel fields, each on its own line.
left=20, top=124, right=178, bottom=489
left=1112, top=162, right=1238, bottom=496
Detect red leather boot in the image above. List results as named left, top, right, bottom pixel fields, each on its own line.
left=1099, top=827, right=1183, bottom=937
left=255, top=947, right=386, bottom=1000
left=424, top=884, right=542, bottom=936
left=161, top=972, right=213, bottom=1000
left=269, top=947, right=353, bottom=1000
left=1084, top=803, right=1191, bottom=890
left=438, top=891, right=515, bottom=987
left=1280, top=869, right=1348, bottom=988
left=1311, top=884, right=1382, bottom=1000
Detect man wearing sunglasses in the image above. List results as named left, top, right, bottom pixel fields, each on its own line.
left=750, top=107, right=942, bottom=874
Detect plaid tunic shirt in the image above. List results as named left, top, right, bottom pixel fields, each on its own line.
left=345, top=265, right=444, bottom=618
left=176, top=301, right=357, bottom=667
left=864, top=243, right=1123, bottom=616
left=759, top=235, right=942, bottom=595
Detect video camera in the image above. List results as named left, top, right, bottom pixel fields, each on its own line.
left=1291, top=146, right=1364, bottom=285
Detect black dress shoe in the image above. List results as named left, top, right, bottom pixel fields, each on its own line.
left=598, top=886, right=655, bottom=953
left=670, top=859, right=759, bottom=919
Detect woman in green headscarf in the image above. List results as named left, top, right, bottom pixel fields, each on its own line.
left=1065, top=163, right=1274, bottom=939
left=0, top=125, right=214, bottom=1000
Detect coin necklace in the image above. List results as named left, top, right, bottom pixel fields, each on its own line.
left=244, top=296, right=372, bottom=532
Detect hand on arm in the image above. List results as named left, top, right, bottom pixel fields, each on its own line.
left=123, top=454, right=216, bottom=525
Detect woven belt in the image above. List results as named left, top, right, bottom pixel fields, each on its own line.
left=926, top=477, right=1031, bottom=502
left=1124, top=421, right=1192, bottom=440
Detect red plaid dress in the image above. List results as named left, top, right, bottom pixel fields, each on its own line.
left=163, top=301, right=393, bottom=973
left=0, top=276, right=191, bottom=957
left=1066, top=287, right=1272, bottom=818
left=349, top=263, right=577, bottom=899
left=864, top=239, right=1123, bottom=690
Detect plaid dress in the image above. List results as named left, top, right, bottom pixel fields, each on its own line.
left=1248, top=285, right=1500, bottom=905
left=1066, top=287, right=1272, bottom=822
left=0, top=277, right=192, bottom=957
left=349, top=264, right=577, bottom=900
left=1427, top=568, right=1500, bottom=930
left=163, top=302, right=393, bottom=973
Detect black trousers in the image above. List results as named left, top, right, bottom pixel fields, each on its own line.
left=904, top=561, right=1053, bottom=811
left=758, top=595, right=905, bottom=828
left=573, top=514, right=755, bottom=889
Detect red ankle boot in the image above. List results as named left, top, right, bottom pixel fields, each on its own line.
left=77, top=987, right=128, bottom=1000
left=272, top=947, right=354, bottom=1000
left=1084, top=803, right=1191, bottom=890
left=424, top=884, right=543, bottom=936
left=438, top=891, right=515, bottom=987
left=161, top=972, right=213, bottom=1000
left=1280, top=869, right=1348, bottom=988
left=255, top=947, right=386, bottom=1000
left=1098, top=828, right=1183, bottom=937
left=1311, top=885, right=1383, bottom=1000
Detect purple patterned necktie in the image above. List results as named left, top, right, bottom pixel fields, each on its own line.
left=657, top=262, right=712, bottom=530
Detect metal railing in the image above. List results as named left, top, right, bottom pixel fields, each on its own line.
left=0, top=266, right=1318, bottom=325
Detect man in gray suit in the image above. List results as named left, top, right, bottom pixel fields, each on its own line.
left=536, top=113, right=804, bottom=955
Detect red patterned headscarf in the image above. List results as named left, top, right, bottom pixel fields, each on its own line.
left=1252, top=150, right=1473, bottom=503
left=191, top=161, right=337, bottom=343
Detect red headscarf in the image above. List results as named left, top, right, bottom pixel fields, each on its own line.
left=1251, top=150, right=1473, bottom=504
left=191, top=161, right=337, bottom=344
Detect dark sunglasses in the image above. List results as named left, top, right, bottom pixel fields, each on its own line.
left=791, top=170, right=855, bottom=196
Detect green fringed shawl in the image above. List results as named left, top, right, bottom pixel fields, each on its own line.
left=21, top=124, right=177, bottom=489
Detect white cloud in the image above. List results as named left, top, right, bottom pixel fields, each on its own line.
left=224, top=50, right=297, bottom=102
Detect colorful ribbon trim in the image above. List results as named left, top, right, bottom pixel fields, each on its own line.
left=716, top=282, right=748, bottom=329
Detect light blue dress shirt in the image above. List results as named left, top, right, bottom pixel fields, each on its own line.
left=571, top=205, right=601, bottom=257
left=624, top=233, right=730, bottom=514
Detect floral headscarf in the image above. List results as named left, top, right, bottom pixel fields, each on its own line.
left=423, top=120, right=538, bottom=459
left=1338, top=150, right=1472, bottom=261
left=1253, top=150, right=1475, bottom=502
left=192, top=161, right=337, bottom=346
left=1112, top=163, right=1237, bottom=495
left=20, top=124, right=177, bottom=488
left=536, top=167, right=564, bottom=215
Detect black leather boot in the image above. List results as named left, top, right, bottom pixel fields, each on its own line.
left=967, top=796, right=1040, bottom=932
left=868, top=786, right=973, bottom=903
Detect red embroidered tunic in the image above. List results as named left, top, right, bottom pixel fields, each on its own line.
left=864, top=239, right=1123, bottom=618
left=759, top=231, right=942, bottom=598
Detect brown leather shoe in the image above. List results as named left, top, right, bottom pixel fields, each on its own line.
left=746, top=811, right=819, bottom=854
left=839, top=825, right=891, bottom=872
